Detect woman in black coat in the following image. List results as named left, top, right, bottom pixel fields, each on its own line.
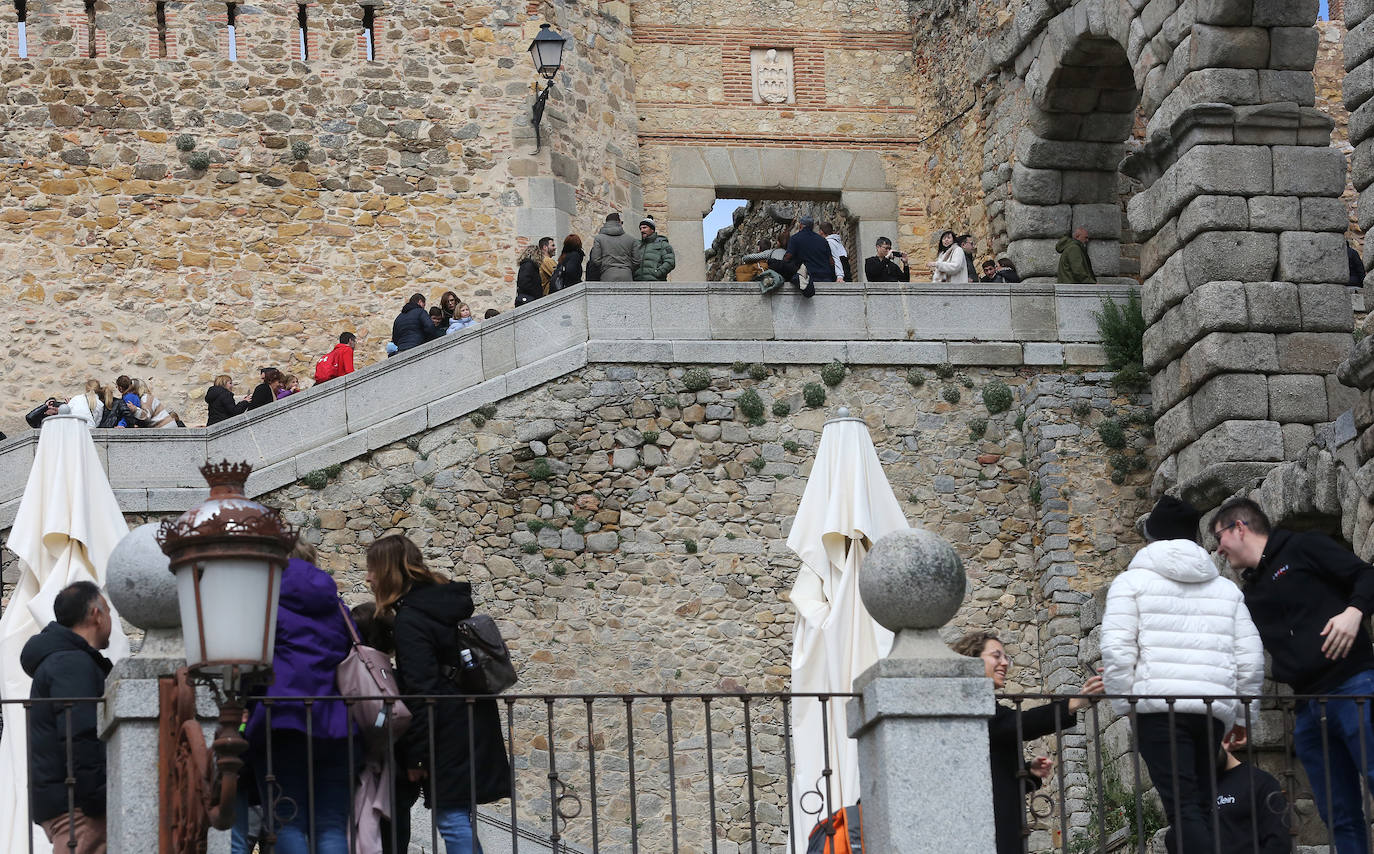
left=245, top=367, right=282, bottom=411
left=952, top=631, right=1103, bottom=854
left=555, top=234, right=585, bottom=291
left=514, top=244, right=544, bottom=306
left=365, top=535, right=511, bottom=854
left=205, top=374, right=249, bottom=425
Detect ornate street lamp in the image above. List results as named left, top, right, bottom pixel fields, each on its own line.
left=528, top=22, right=567, bottom=153
left=157, top=460, right=297, bottom=840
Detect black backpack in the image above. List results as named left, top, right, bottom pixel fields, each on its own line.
left=441, top=614, right=518, bottom=695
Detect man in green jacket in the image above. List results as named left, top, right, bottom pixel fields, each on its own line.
left=1055, top=227, right=1096, bottom=283
left=635, top=217, right=677, bottom=281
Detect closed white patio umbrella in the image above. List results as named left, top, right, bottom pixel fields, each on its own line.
left=0, top=412, right=131, bottom=854
left=785, top=409, right=908, bottom=851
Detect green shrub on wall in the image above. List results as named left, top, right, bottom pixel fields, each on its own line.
left=982, top=380, right=1013, bottom=414
left=1093, top=290, right=1147, bottom=392
left=820, top=361, right=846, bottom=387
left=682, top=367, right=711, bottom=392
left=803, top=383, right=826, bottom=408
left=737, top=389, right=764, bottom=420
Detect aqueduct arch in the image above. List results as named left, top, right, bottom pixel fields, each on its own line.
left=991, top=0, right=1353, bottom=508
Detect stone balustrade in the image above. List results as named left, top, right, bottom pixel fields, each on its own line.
left=0, top=280, right=1134, bottom=526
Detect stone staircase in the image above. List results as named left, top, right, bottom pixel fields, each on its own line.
left=0, top=280, right=1134, bottom=528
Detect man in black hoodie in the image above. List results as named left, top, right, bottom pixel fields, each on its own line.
left=391, top=292, right=440, bottom=353
left=22, top=581, right=114, bottom=853
left=1212, top=498, right=1374, bottom=854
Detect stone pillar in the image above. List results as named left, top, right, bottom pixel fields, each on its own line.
left=101, top=524, right=228, bottom=854
left=1349, top=0, right=1374, bottom=272
left=845, top=529, right=997, bottom=854
left=1129, top=1, right=1354, bottom=506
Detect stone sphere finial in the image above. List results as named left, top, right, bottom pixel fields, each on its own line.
left=860, top=528, right=966, bottom=632
left=106, top=523, right=181, bottom=630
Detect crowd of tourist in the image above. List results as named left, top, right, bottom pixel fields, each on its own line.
left=19, top=217, right=1107, bottom=433
left=730, top=218, right=1038, bottom=291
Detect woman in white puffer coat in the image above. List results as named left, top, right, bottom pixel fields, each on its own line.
left=1101, top=537, right=1264, bottom=854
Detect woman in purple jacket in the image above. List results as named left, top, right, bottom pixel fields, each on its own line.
left=245, top=541, right=355, bottom=854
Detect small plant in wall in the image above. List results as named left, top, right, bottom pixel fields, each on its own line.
left=941, top=385, right=961, bottom=404
left=1098, top=418, right=1127, bottom=449
left=748, top=363, right=769, bottom=381
left=731, top=360, right=748, bottom=373
left=747, top=455, right=767, bottom=472
left=820, top=360, right=846, bottom=387
left=737, top=389, right=765, bottom=421
left=187, top=152, right=211, bottom=171
left=906, top=369, right=926, bottom=387
left=175, top=134, right=197, bottom=152
left=803, top=382, right=826, bottom=408
left=1071, top=398, right=1092, bottom=418
left=290, top=139, right=311, bottom=160
left=982, top=380, right=1013, bottom=414
left=968, top=418, right=988, bottom=440
left=529, top=459, right=553, bottom=481
left=772, top=401, right=791, bottom=417
left=682, top=367, right=711, bottom=392
left=934, top=362, right=956, bottom=379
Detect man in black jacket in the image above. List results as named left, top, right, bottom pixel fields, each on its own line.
left=863, top=237, right=910, bottom=282
left=1212, top=498, right=1374, bottom=854
left=21, top=581, right=114, bottom=853
left=391, top=292, right=440, bottom=353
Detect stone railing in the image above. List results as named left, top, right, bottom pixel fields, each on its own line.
left=0, top=281, right=1135, bottom=525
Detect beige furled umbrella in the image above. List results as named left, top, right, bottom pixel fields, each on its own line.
left=785, top=410, right=908, bottom=851
left=0, top=413, right=131, bottom=854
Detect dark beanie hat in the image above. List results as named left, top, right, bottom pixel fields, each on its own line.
left=1143, top=495, right=1201, bottom=543
left=606, top=212, right=621, bottom=223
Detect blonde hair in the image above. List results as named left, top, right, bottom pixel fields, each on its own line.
left=214, top=374, right=233, bottom=389
left=290, top=539, right=319, bottom=563
left=83, top=379, right=111, bottom=413
left=366, top=534, right=445, bottom=615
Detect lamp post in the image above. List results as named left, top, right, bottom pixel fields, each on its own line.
left=156, top=460, right=297, bottom=846
left=528, top=22, right=567, bottom=153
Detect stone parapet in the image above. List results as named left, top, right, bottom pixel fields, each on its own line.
left=0, top=282, right=1136, bottom=526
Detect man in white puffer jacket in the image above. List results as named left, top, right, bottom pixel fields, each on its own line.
left=1102, top=517, right=1264, bottom=854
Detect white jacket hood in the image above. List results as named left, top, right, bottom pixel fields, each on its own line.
left=1126, top=539, right=1218, bottom=584
left=1099, top=540, right=1265, bottom=728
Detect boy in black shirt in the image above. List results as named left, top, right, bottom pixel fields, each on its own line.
left=1215, top=750, right=1290, bottom=854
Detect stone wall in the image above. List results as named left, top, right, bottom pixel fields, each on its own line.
left=0, top=353, right=1154, bottom=850
left=0, top=0, right=639, bottom=436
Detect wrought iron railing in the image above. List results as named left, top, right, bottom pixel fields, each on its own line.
left=8, top=688, right=1373, bottom=853
left=1000, top=691, right=1373, bottom=854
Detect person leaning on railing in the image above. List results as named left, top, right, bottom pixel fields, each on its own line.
left=364, top=534, right=512, bottom=854
left=951, top=630, right=1104, bottom=854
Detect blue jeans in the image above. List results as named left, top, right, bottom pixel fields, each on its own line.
left=435, top=808, right=484, bottom=854
left=253, top=734, right=352, bottom=854
left=1294, top=669, right=1374, bottom=854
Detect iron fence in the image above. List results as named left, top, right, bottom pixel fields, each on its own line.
left=1002, top=691, right=1374, bottom=854
left=7, top=688, right=1374, bottom=853
left=1, top=695, right=107, bottom=854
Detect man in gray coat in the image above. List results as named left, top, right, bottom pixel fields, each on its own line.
left=587, top=213, right=642, bottom=282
